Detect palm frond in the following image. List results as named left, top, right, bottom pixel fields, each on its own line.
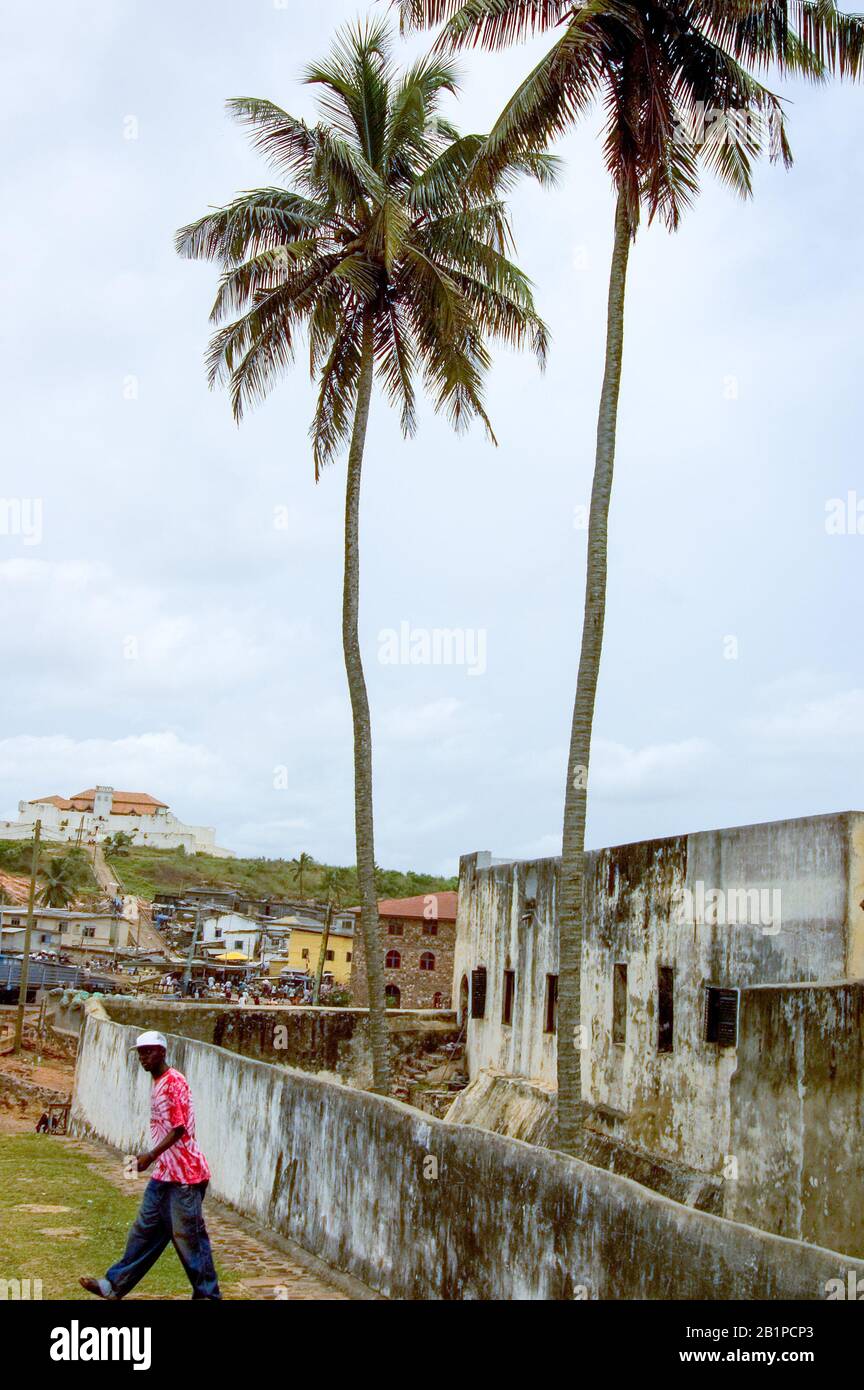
left=209, top=243, right=324, bottom=323
left=384, top=52, right=462, bottom=170
left=226, top=99, right=318, bottom=174
left=311, top=313, right=364, bottom=475
left=375, top=303, right=418, bottom=436
left=175, top=189, right=330, bottom=264
left=409, top=133, right=486, bottom=210
left=305, top=18, right=393, bottom=165
left=399, top=0, right=571, bottom=51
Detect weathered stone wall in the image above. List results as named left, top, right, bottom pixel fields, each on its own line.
left=99, top=995, right=458, bottom=1090
left=446, top=1070, right=722, bottom=1214
left=70, top=1009, right=863, bottom=1301
left=452, top=852, right=559, bottom=1084
left=454, top=814, right=864, bottom=1175
left=728, top=982, right=864, bottom=1257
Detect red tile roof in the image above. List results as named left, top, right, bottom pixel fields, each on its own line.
left=349, top=892, right=458, bottom=921
left=30, top=790, right=169, bottom=817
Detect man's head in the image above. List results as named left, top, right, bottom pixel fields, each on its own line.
left=131, top=1030, right=168, bottom=1075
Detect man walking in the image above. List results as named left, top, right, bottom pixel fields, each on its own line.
left=80, top=1030, right=221, bottom=1300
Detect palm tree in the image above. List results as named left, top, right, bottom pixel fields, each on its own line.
left=290, top=852, right=316, bottom=897
left=176, top=18, right=549, bottom=1095
left=39, top=857, right=78, bottom=910
left=320, top=865, right=351, bottom=907
left=399, top=0, right=864, bottom=1149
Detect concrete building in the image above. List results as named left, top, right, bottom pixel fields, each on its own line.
left=275, top=915, right=354, bottom=986
left=351, top=893, right=457, bottom=1008
left=1, top=786, right=234, bottom=857
left=201, top=912, right=259, bottom=950
left=450, top=812, right=864, bottom=1258
left=0, top=904, right=131, bottom=951
left=198, top=910, right=355, bottom=981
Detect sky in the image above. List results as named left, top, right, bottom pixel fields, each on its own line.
left=1, top=0, right=862, bottom=875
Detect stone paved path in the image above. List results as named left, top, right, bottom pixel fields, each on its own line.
left=68, top=1136, right=375, bottom=1301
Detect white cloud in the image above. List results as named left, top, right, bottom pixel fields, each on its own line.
left=0, top=731, right=224, bottom=824
left=744, top=685, right=864, bottom=751
left=380, top=698, right=463, bottom=743
left=592, top=738, right=716, bottom=802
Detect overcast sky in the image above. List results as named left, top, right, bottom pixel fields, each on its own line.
left=1, top=0, right=862, bottom=874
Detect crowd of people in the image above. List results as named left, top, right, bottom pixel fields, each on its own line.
left=154, top=970, right=337, bottom=1005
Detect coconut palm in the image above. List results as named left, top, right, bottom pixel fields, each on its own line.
left=290, top=852, right=316, bottom=896
left=176, top=18, right=550, bottom=1095
left=38, top=857, right=78, bottom=910
left=399, top=0, right=864, bottom=1148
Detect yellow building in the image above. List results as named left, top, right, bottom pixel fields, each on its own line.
left=272, top=916, right=354, bottom=987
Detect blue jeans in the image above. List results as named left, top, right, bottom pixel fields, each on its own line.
left=106, top=1178, right=222, bottom=1299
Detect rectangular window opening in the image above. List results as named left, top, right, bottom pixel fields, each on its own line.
left=704, top=986, right=739, bottom=1047
left=658, top=966, right=674, bottom=1054
left=544, top=974, right=558, bottom=1034
left=612, top=962, right=628, bottom=1044
left=470, top=967, right=487, bottom=1019
left=502, top=969, right=515, bottom=1026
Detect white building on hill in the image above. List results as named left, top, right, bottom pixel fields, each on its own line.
left=0, top=786, right=234, bottom=858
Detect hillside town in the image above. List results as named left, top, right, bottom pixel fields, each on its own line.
left=5, top=793, right=864, bottom=1307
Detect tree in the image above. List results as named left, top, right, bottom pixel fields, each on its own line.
left=319, top=865, right=352, bottom=908
left=104, top=831, right=135, bottom=859
left=399, top=0, right=864, bottom=1148
left=38, top=857, right=78, bottom=910
left=290, top=852, right=316, bottom=896
left=176, top=17, right=549, bottom=1095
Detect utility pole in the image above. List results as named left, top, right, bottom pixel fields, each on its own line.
left=14, top=820, right=41, bottom=1054
left=312, top=900, right=334, bottom=1006
left=182, top=906, right=201, bottom=997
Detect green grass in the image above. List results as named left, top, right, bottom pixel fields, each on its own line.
left=0, top=1134, right=238, bottom=1300
left=108, top=845, right=457, bottom=905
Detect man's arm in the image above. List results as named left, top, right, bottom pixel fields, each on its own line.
left=137, top=1125, right=185, bottom=1173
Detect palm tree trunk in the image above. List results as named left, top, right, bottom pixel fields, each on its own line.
left=343, top=313, right=392, bottom=1096
left=557, top=192, right=632, bottom=1153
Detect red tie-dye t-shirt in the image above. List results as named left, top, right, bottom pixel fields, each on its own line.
left=149, top=1068, right=210, bottom=1184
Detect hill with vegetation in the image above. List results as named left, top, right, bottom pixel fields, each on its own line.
left=109, top=845, right=457, bottom=904
left=0, top=840, right=101, bottom=907
left=0, top=839, right=457, bottom=907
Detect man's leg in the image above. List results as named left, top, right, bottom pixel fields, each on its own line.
left=102, top=1179, right=173, bottom=1298
left=169, top=1182, right=222, bottom=1299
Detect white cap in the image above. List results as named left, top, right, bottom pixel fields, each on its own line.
left=130, top=1030, right=167, bottom=1050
